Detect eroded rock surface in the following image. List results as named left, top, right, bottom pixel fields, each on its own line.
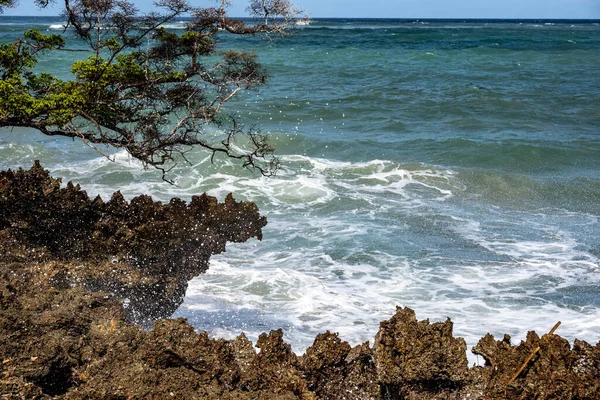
left=374, top=307, right=469, bottom=398
left=1, top=164, right=599, bottom=399
left=0, top=161, right=266, bottom=325
left=472, top=330, right=600, bottom=399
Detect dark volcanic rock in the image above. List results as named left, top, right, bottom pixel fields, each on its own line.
left=0, top=262, right=125, bottom=397
left=373, top=307, right=470, bottom=399
left=472, top=329, right=600, bottom=399
left=2, top=163, right=600, bottom=399
left=0, top=161, right=266, bottom=325
left=301, top=332, right=379, bottom=399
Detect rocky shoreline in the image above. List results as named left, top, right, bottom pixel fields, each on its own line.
left=1, top=163, right=599, bottom=399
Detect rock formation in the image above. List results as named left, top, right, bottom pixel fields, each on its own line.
left=0, top=161, right=266, bottom=325
left=1, top=163, right=599, bottom=399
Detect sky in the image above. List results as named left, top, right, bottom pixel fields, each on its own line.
left=2, top=0, right=600, bottom=19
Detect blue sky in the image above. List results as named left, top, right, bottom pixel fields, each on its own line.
left=3, top=0, right=600, bottom=19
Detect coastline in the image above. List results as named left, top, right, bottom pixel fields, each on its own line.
left=2, top=15, right=600, bottom=357
left=1, top=163, right=599, bottom=399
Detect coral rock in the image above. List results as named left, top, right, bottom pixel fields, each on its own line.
left=373, top=307, right=469, bottom=398
left=0, top=162, right=267, bottom=325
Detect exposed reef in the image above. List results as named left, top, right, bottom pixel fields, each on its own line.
left=0, top=161, right=266, bottom=326
left=1, top=163, right=599, bottom=399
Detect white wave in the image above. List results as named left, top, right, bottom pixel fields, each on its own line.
left=177, top=212, right=600, bottom=365
left=167, top=154, right=600, bottom=366
left=11, top=143, right=597, bottom=365
left=48, top=22, right=183, bottom=31
left=159, top=22, right=186, bottom=30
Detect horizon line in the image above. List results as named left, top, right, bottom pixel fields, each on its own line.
left=1, top=15, right=599, bottom=21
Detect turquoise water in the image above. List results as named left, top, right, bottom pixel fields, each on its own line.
left=1, top=17, right=599, bottom=359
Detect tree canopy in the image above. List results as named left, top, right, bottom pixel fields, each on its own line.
left=0, top=0, right=305, bottom=181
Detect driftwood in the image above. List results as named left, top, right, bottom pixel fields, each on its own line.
left=507, top=321, right=562, bottom=386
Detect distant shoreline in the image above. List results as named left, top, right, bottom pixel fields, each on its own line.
left=1, top=15, right=599, bottom=23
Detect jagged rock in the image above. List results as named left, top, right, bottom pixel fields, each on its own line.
left=243, top=329, right=314, bottom=399
left=2, top=164, right=600, bottom=399
left=301, top=332, right=379, bottom=400
left=69, top=319, right=250, bottom=399
left=472, top=329, right=600, bottom=399
left=373, top=307, right=469, bottom=398
left=0, top=267, right=124, bottom=397
left=571, top=339, right=600, bottom=398
left=0, top=161, right=267, bottom=325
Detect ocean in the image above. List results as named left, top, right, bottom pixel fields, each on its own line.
left=1, top=16, right=599, bottom=363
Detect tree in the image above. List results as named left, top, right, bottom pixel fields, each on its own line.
left=0, top=0, right=305, bottom=181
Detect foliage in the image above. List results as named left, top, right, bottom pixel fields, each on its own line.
left=0, top=0, right=305, bottom=181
